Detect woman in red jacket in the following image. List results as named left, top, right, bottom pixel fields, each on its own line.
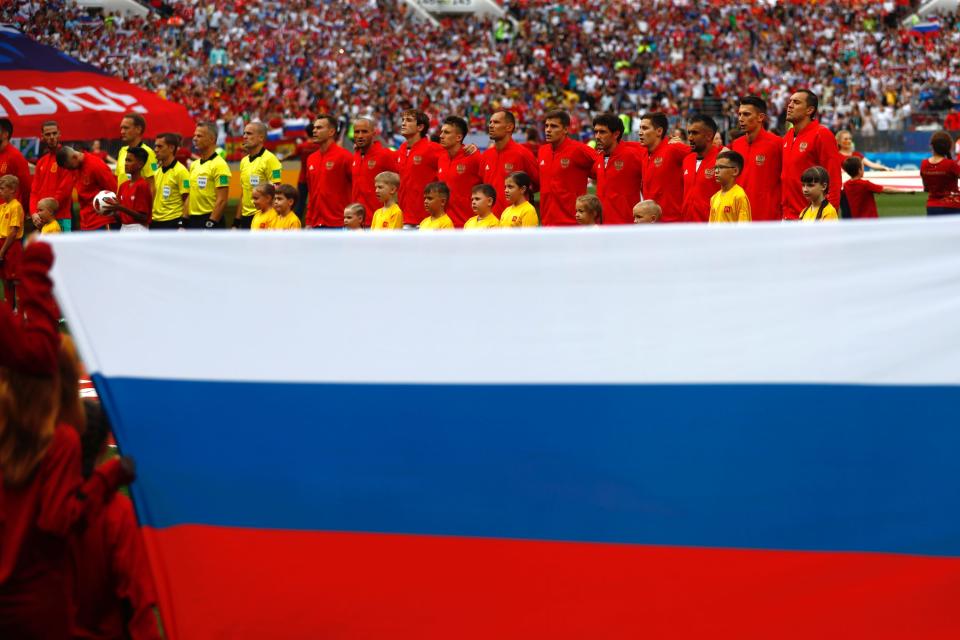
left=0, top=242, right=133, bottom=638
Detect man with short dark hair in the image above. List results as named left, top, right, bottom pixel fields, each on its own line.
left=537, top=109, right=597, bottom=226
left=481, top=110, right=539, bottom=217
left=29, top=120, right=74, bottom=231
left=680, top=114, right=722, bottom=223
left=639, top=112, right=687, bottom=223
left=396, top=109, right=444, bottom=228
left=305, top=114, right=352, bottom=229
left=592, top=113, right=644, bottom=225
left=0, top=118, right=31, bottom=209
left=152, top=133, right=190, bottom=229
left=781, top=90, right=842, bottom=220
left=731, top=96, right=783, bottom=221
left=55, top=145, right=116, bottom=230
left=437, top=115, right=483, bottom=227
left=116, top=113, right=158, bottom=199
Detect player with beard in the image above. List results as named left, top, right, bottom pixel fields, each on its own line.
left=680, top=115, right=722, bottom=223
left=351, top=117, right=396, bottom=228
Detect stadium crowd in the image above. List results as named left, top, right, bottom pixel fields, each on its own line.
left=9, top=0, right=959, bottom=141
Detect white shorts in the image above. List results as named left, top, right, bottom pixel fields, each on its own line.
left=120, top=224, right=149, bottom=232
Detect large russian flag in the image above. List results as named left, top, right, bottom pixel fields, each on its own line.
left=48, top=221, right=960, bottom=639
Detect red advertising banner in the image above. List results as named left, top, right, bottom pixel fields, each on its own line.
left=0, top=28, right=194, bottom=139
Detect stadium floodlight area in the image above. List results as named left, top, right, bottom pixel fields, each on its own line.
left=48, top=220, right=960, bottom=638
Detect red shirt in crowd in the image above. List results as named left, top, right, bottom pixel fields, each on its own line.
left=305, top=142, right=352, bottom=227
left=920, top=158, right=960, bottom=208
left=731, top=128, right=783, bottom=221
left=0, top=142, right=32, bottom=207
left=396, top=137, right=444, bottom=225
left=30, top=149, right=75, bottom=221
left=117, top=176, right=153, bottom=227
left=351, top=141, right=396, bottom=227
left=482, top=139, right=539, bottom=217
left=593, top=141, right=644, bottom=225
left=70, top=494, right=161, bottom=640
left=642, top=139, right=688, bottom=223
left=295, top=140, right=320, bottom=185
left=781, top=119, right=842, bottom=220
left=76, top=152, right=119, bottom=230
left=841, top=178, right=883, bottom=218
left=681, top=145, right=721, bottom=223
left=537, top=136, right=597, bottom=226
left=437, top=146, right=483, bottom=227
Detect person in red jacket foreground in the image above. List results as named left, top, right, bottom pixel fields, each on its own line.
left=482, top=110, right=540, bottom=218
left=537, top=109, right=597, bottom=226
left=396, top=109, right=444, bottom=228
left=680, top=114, right=721, bottom=223
left=0, top=241, right=136, bottom=637
left=591, top=113, right=644, bottom=225
left=56, top=146, right=118, bottom=231
left=780, top=89, right=842, bottom=220
left=639, top=112, right=688, bottom=223
left=731, top=96, right=783, bottom=221
left=29, top=120, right=76, bottom=231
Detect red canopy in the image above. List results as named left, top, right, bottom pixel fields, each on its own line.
left=0, top=28, right=194, bottom=140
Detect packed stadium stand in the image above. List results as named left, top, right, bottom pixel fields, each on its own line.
left=7, top=1, right=958, bottom=142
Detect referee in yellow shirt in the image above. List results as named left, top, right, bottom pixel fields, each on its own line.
left=187, top=122, right=232, bottom=229
left=117, top=113, right=158, bottom=199
left=237, top=121, right=282, bottom=230
left=152, top=133, right=190, bottom=230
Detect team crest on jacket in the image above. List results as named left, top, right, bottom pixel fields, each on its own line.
left=723, top=206, right=732, bottom=214
left=413, top=155, right=423, bottom=165
left=654, top=157, right=663, bottom=167
left=756, top=155, right=766, bottom=166
left=504, top=163, right=514, bottom=171
left=367, top=159, right=376, bottom=169
left=0, top=162, right=6, bottom=173
left=799, top=142, right=808, bottom=153
left=325, top=161, right=334, bottom=170
left=614, top=160, right=624, bottom=171
left=456, top=164, right=466, bottom=174
left=705, top=168, right=715, bottom=178
left=560, top=158, right=570, bottom=168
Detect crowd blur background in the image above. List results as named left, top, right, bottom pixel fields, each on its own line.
left=5, top=0, right=959, bottom=162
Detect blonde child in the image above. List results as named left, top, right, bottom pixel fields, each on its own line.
left=251, top=183, right=278, bottom=230
left=273, top=184, right=302, bottom=230
left=799, top=166, right=838, bottom=221
left=35, top=197, right=63, bottom=234
left=419, top=182, right=454, bottom=230
left=633, top=200, right=661, bottom=224
left=370, top=171, right=403, bottom=230
left=575, top=194, right=603, bottom=225
left=500, top=171, right=538, bottom=227
left=0, top=174, right=24, bottom=309
left=464, top=184, right=499, bottom=229
left=343, top=203, right=366, bottom=230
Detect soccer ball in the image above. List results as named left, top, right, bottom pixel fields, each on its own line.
left=93, top=190, right=117, bottom=214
